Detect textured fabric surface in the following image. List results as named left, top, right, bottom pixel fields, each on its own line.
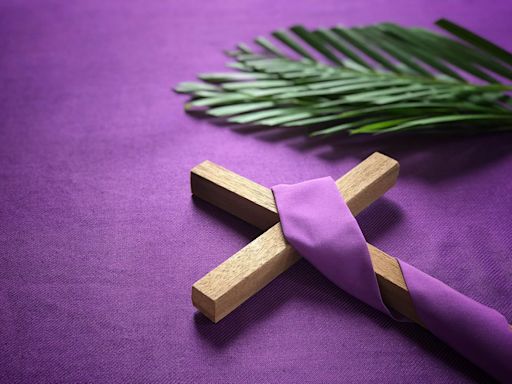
left=273, top=177, right=512, bottom=382
left=1, top=1, right=511, bottom=383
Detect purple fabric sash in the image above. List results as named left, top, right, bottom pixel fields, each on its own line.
left=272, top=177, right=512, bottom=383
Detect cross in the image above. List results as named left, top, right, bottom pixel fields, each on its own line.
left=190, top=152, right=423, bottom=324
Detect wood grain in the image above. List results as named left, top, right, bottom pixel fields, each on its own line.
left=191, top=153, right=423, bottom=323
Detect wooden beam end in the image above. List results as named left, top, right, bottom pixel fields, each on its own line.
left=336, top=152, right=400, bottom=216
left=376, top=151, right=400, bottom=181
left=192, top=284, right=219, bottom=323
left=190, top=160, right=279, bottom=230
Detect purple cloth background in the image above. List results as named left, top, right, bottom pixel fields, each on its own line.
left=1, top=1, right=511, bottom=383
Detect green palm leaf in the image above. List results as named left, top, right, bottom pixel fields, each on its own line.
left=175, top=19, right=512, bottom=137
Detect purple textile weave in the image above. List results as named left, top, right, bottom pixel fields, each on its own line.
left=1, top=1, right=512, bottom=383
left=272, top=177, right=512, bottom=382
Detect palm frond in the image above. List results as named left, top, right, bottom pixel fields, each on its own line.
left=175, top=19, right=512, bottom=136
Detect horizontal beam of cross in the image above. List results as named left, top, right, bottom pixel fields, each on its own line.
left=191, top=153, right=422, bottom=324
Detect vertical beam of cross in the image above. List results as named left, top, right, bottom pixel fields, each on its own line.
left=191, top=153, right=421, bottom=324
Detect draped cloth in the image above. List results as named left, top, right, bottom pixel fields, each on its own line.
left=272, top=177, right=512, bottom=383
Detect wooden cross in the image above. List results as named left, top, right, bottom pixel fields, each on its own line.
left=191, top=152, right=421, bottom=324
